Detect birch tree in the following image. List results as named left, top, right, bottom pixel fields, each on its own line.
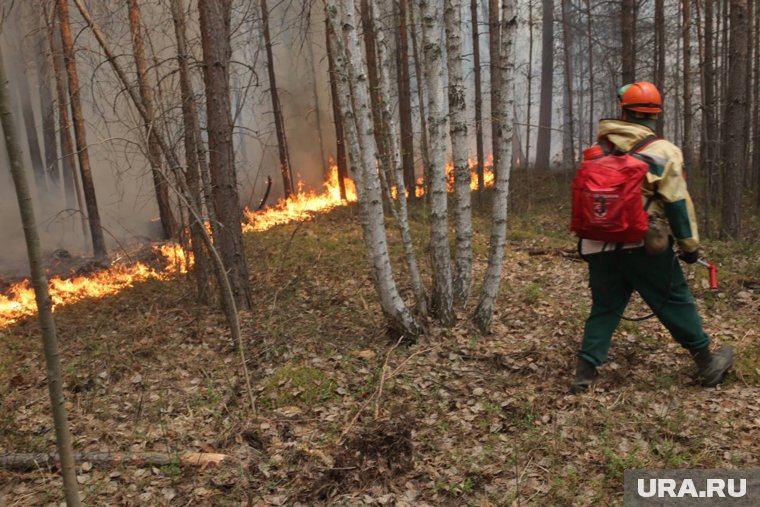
left=419, top=0, right=455, bottom=325
left=445, top=0, right=473, bottom=304
left=474, top=0, right=516, bottom=333
left=372, top=0, right=428, bottom=317
left=0, top=44, right=82, bottom=507
left=682, top=0, right=694, bottom=172
left=326, top=0, right=421, bottom=337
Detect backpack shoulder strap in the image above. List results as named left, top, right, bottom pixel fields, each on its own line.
left=628, top=135, right=662, bottom=211
left=628, top=135, right=660, bottom=154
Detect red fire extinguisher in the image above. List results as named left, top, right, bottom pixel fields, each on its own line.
left=697, top=259, right=719, bottom=290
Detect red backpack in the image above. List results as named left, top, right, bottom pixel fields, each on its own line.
left=570, top=136, right=658, bottom=243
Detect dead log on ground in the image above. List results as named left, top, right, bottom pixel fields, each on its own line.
left=0, top=452, right=233, bottom=472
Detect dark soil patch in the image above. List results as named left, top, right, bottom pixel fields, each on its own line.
left=304, top=416, right=415, bottom=502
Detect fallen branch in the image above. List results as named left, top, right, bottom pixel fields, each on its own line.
left=256, top=176, right=273, bottom=212
left=0, top=452, right=234, bottom=472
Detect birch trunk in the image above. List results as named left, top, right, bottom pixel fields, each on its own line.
left=58, top=0, right=107, bottom=260
left=525, top=0, right=534, bottom=162
left=445, top=0, right=473, bottom=305
left=682, top=0, right=694, bottom=171
left=419, top=0, right=454, bottom=325
left=372, top=0, right=428, bottom=317
left=473, top=0, right=515, bottom=333
left=0, top=45, right=82, bottom=507
left=326, top=0, right=421, bottom=337
left=128, top=0, right=178, bottom=240
left=488, top=0, right=500, bottom=170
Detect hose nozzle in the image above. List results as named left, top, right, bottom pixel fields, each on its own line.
left=697, top=259, right=719, bottom=290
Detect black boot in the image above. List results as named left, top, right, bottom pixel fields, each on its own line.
left=569, top=357, right=598, bottom=394
left=691, top=346, right=734, bottom=387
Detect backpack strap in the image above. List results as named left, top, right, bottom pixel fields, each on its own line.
left=628, top=135, right=661, bottom=211
left=628, top=135, right=660, bottom=155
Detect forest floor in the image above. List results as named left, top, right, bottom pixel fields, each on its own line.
left=2, top=175, right=760, bottom=506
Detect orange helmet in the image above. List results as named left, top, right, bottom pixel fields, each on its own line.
left=619, top=81, right=663, bottom=113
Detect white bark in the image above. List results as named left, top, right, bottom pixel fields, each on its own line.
left=419, top=0, right=455, bottom=325
left=326, top=0, right=421, bottom=337
left=444, top=0, right=473, bottom=305
left=372, top=1, right=429, bottom=317
left=473, top=0, right=516, bottom=333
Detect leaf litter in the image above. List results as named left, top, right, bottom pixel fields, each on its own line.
left=1, top=200, right=760, bottom=505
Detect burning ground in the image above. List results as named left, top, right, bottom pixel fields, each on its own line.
left=1, top=175, right=760, bottom=505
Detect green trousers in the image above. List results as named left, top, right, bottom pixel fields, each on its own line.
left=579, top=246, right=710, bottom=366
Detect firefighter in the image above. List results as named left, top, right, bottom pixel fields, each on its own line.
left=570, top=81, right=734, bottom=393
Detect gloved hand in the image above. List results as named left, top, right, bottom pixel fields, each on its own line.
left=679, top=249, right=700, bottom=264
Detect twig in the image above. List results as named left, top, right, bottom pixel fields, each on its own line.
left=374, top=337, right=403, bottom=419
left=387, top=346, right=436, bottom=378
left=339, top=345, right=437, bottom=444
left=338, top=396, right=374, bottom=444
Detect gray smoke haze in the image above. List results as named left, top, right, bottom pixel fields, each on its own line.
left=1, top=0, right=591, bottom=277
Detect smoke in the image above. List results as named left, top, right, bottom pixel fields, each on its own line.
left=0, top=5, right=159, bottom=276
left=231, top=1, right=335, bottom=208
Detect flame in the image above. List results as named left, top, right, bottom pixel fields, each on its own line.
left=0, top=244, right=188, bottom=328
left=242, top=163, right=357, bottom=233
left=2, top=155, right=495, bottom=329
left=391, top=155, right=494, bottom=199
